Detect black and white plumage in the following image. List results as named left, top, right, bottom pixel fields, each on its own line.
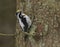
left=16, top=11, right=32, bottom=41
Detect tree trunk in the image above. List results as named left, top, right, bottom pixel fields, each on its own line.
left=17, top=0, right=60, bottom=47
left=0, top=0, right=16, bottom=47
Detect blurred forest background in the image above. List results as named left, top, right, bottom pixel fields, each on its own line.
left=16, top=0, right=60, bottom=47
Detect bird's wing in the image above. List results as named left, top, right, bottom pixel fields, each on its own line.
left=24, top=15, right=32, bottom=28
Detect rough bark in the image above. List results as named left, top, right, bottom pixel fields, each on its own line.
left=16, top=0, right=60, bottom=47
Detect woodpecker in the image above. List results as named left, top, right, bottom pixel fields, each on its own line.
left=16, top=10, right=32, bottom=41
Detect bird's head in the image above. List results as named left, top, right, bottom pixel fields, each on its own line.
left=16, top=10, right=24, bottom=18
left=16, top=10, right=21, bottom=16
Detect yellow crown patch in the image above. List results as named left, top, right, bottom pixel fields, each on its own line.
left=16, top=10, right=21, bottom=12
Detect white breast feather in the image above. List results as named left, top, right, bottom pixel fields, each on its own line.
left=19, top=19, right=25, bottom=31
